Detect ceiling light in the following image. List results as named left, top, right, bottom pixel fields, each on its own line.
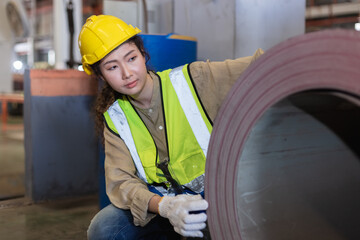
left=355, top=22, right=360, bottom=31
left=13, top=60, right=23, bottom=70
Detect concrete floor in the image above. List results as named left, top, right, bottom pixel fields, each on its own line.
left=0, top=195, right=98, bottom=240
left=0, top=114, right=99, bottom=240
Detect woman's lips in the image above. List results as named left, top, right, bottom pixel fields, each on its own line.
left=125, top=80, right=137, bottom=88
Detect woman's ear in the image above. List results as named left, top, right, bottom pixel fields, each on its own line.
left=93, top=68, right=105, bottom=82
left=98, top=74, right=106, bottom=82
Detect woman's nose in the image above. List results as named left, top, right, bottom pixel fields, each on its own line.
left=121, top=65, right=132, bottom=80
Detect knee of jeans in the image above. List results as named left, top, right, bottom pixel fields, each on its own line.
left=87, top=217, right=129, bottom=240
left=87, top=207, right=116, bottom=240
left=86, top=205, right=133, bottom=240
left=87, top=213, right=102, bottom=240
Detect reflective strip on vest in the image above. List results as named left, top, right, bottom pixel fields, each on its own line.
left=169, top=66, right=210, bottom=157
left=106, top=101, right=148, bottom=183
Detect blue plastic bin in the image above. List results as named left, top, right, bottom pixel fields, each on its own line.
left=140, top=33, right=197, bottom=71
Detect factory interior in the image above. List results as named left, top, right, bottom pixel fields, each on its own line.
left=0, top=0, right=359, bottom=239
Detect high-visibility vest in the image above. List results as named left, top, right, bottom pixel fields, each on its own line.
left=104, top=64, right=212, bottom=193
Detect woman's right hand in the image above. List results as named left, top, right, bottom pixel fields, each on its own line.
left=158, top=194, right=208, bottom=238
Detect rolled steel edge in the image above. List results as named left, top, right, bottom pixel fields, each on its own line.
left=205, top=29, right=360, bottom=240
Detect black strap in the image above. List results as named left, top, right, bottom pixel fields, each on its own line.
left=157, top=161, right=184, bottom=195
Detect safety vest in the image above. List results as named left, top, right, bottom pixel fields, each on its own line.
left=104, top=64, right=212, bottom=194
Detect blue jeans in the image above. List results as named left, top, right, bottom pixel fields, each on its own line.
left=87, top=204, right=181, bottom=240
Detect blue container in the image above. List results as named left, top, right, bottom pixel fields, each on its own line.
left=99, top=34, right=197, bottom=209
left=141, top=33, right=197, bottom=71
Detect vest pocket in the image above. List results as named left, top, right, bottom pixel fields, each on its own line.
left=169, top=150, right=206, bottom=185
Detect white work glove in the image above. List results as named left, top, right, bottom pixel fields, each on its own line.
left=158, top=194, right=208, bottom=238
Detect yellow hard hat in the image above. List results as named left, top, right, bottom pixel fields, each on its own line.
left=78, top=15, right=141, bottom=75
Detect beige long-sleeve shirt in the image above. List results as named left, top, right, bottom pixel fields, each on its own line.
left=104, top=49, right=264, bottom=226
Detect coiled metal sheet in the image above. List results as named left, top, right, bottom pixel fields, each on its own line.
left=205, top=29, right=360, bottom=240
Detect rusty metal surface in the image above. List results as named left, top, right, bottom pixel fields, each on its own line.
left=205, top=29, right=360, bottom=240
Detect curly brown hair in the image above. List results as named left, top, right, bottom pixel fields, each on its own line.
left=90, top=35, right=150, bottom=144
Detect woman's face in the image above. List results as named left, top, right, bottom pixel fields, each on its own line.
left=99, top=42, right=149, bottom=100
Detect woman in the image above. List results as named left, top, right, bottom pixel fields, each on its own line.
left=78, top=15, right=263, bottom=240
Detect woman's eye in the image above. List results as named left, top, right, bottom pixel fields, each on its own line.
left=129, top=56, right=136, bottom=62
left=108, top=65, right=117, bottom=71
